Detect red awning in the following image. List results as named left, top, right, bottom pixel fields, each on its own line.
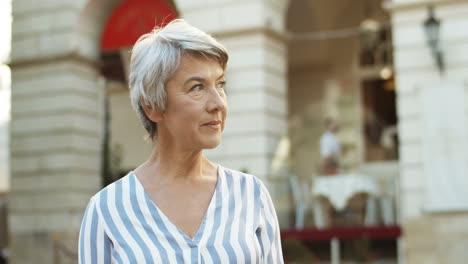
left=101, top=0, right=178, bottom=52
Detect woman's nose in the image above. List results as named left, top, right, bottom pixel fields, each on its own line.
left=207, top=87, right=226, bottom=112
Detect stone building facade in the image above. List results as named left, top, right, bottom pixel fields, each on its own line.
left=387, top=0, right=468, bottom=263
left=3, top=0, right=468, bottom=263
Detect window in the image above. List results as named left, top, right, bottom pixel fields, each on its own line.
left=361, top=78, right=398, bottom=162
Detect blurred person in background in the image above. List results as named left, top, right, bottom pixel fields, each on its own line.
left=78, top=19, right=283, bottom=263
left=320, top=118, right=342, bottom=175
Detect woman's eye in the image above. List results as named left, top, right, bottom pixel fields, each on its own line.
left=217, top=81, right=226, bottom=89
left=190, top=84, right=203, bottom=92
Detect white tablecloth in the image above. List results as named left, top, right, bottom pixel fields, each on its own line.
left=312, top=174, right=380, bottom=211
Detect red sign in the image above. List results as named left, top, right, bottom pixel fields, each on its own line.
left=101, top=0, right=178, bottom=52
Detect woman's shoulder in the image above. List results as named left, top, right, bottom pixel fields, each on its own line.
left=87, top=171, right=134, bottom=205
left=219, top=165, right=265, bottom=189
left=219, top=165, right=273, bottom=207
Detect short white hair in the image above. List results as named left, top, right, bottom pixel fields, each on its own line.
left=129, top=19, right=228, bottom=141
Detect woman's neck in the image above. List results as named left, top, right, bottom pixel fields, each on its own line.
left=135, top=141, right=216, bottom=185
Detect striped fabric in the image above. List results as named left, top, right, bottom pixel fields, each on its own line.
left=79, top=165, right=284, bottom=263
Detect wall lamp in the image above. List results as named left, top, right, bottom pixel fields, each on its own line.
left=423, top=6, right=444, bottom=74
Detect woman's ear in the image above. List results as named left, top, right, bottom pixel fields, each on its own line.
left=140, top=101, right=164, bottom=123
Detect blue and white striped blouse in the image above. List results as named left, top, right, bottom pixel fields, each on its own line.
left=79, top=165, right=284, bottom=263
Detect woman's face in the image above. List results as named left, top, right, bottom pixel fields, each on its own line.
left=159, top=54, right=228, bottom=150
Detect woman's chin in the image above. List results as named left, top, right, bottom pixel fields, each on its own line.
left=202, top=138, right=221, bottom=149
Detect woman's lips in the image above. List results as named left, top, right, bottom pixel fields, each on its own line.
left=203, top=121, right=221, bottom=129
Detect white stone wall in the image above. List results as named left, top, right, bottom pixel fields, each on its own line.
left=177, top=0, right=287, bottom=35
left=388, top=0, right=468, bottom=263
left=391, top=0, right=468, bottom=219
left=0, top=0, right=11, bottom=194
left=9, top=60, right=104, bottom=263
left=0, top=66, right=11, bottom=193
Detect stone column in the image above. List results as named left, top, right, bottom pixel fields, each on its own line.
left=175, top=0, right=291, bottom=225
left=386, top=0, right=468, bottom=263
left=8, top=0, right=106, bottom=263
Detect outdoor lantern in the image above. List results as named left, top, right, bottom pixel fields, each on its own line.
left=360, top=18, right=380, bottom=52
left=423, top=6, right=444, bottom=73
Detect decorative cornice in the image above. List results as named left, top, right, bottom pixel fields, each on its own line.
left=384, top=0, right=468, bottom=12
left=8, top=52, right=99, bottom=69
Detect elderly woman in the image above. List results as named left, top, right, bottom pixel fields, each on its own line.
left=79, top=19, right=283, bottom=263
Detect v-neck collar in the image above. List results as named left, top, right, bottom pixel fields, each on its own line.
left=130, top=165, right=223, bottom=244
